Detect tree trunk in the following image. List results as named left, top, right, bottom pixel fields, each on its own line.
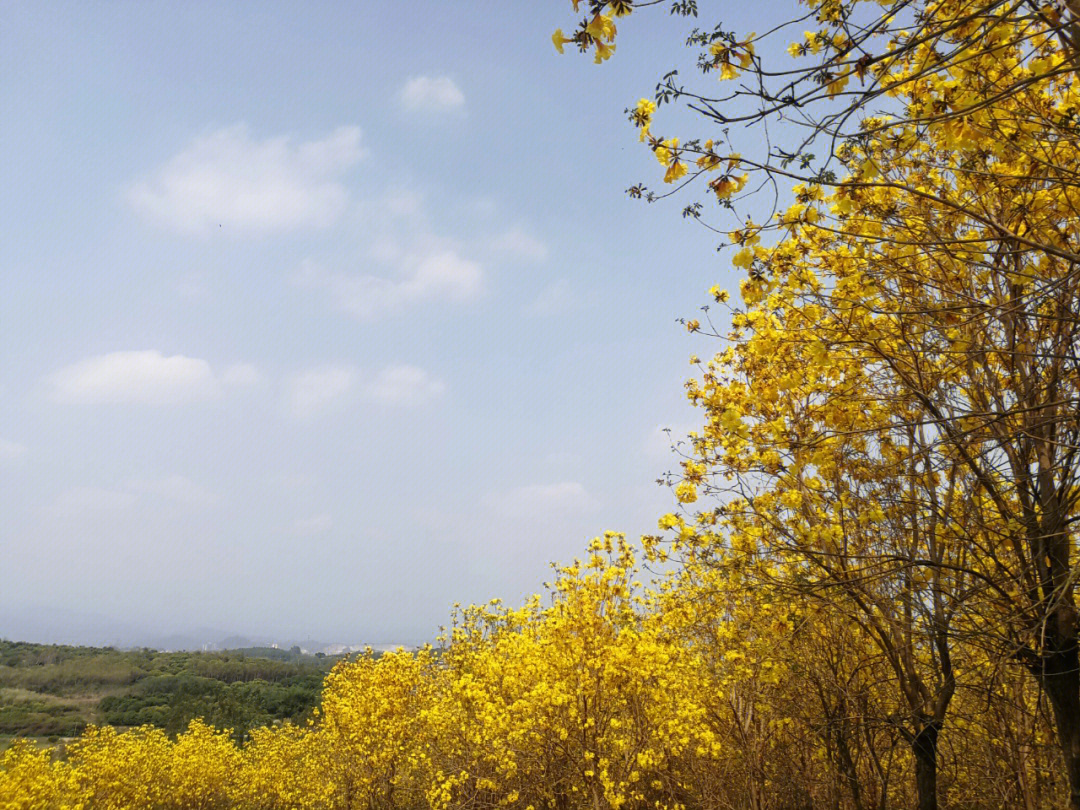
left=911, top=723, right=940, bottom=810
left=834, top=726, right=865, bottom=810
left=1039, top=643, right=1080, bottom=810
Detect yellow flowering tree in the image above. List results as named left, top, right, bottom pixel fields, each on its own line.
left=0, top=740, right=76, bottom=810
left=66, top=725, right=172, bottom=809
left=237, top=723, right=330, bottom=810
left=430, top=533, right=718, bottom=810
left=317, top=647, right=439, bottom=809
left=556, top=2, right=1080, bottom=807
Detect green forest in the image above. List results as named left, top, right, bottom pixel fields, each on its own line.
left=0, top=640, right=341, bottom=742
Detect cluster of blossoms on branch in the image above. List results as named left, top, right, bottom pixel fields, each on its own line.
left=1, top=532, right=1069, bottom=809
left=552, top=2, right=1080, bottom=810
left=4, top=1, right=1080, bottom=808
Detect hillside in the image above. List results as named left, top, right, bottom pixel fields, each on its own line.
left=0, top=639, right=346, bottom=742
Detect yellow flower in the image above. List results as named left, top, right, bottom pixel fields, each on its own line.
left=696, top=147, right=721, bottom=171
left=586, top=13, right=616, bottom=42
left=664, top=159, right=688, bottom=183
left=675, top=481, right=698, bottom=504
left=658, top=513, right=679, bottom=530
left=594, top=40, right=615, bottom=63
left=710, top=173, right=748, bottom=199
left=826, top=71, right=850, bottom=96
left=732, top=247, right=755, bottom=269
left=552, top=28, right=572, bottom=54
left=632, top=97, right=656, bottom=140
left=738, top=39, right=755, bottom=68
left=655, top=137, right=678, bottom=166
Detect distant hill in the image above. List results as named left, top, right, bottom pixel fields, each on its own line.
left=0, top=605, right=394, bottom=653
left=0, top=639, right=350, bottom=742
left=0, top=605, right=240, bottom=651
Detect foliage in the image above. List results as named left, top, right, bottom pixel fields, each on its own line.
left=555, top=1, right=1080, bottom=808
left=0, top=536, right=1071, bottom=808
left=0, top=641, right=335, bottom=743
left=4, top=1, right=1080, bottom=808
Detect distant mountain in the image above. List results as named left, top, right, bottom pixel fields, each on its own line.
left=0, top=604, right=245, bottom=650
left=218, top=635, right=255, bottom=650
left=0, top=604, right=150, bottom=648
left=0, top=603, right=411, bottom=653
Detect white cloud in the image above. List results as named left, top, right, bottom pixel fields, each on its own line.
left=285, top=365, right=357, bottom=419
left=127, top=124, right=364, bottom=235
left=295, top=187, right=493, bottom=320
left=399, top=76, right=465, bottom=113
left=126, top=475, right=219, bottom=507
left=47, top=351, right=220, bottom=405
left=285, top=364, right=444, bottom=417
left=483, top=482, right=598, bottom=519
left=296, top=250, right=482, bottom=320
left=361, top=365, right=445, bottom=407
left=383, top=189, right=425, bottom=217
left=221, top=363, right=262, bottom=386
left=0, top=438, right=27, bottom=460
left=491, top=228, right=548, bottom=263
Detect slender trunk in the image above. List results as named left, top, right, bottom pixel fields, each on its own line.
left=911, top=723, right=940, bottom=810
left=1040, top=644, right=1080, bottom=810
left=1016, top=738, right=1037, bottom=810
left=834, top=726, right=865, bottom=810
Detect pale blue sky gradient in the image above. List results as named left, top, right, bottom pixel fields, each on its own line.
left=1, top=2, right=763, bottom=645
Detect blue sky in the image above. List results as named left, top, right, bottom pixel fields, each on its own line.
left=0, top=2, right=761, bottom=645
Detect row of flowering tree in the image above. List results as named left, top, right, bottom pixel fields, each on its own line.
left=556, top=0, right=1080, bottom=807
left=0, top=534, right=1070, bottom=808
left=4, top=1, right=1080, bottom=807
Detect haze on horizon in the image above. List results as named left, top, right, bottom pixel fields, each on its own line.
left=0, top=2, right=752, bottom=646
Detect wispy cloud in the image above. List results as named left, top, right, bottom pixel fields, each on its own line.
left=285, top=365, right=357, bottom=420
left=361, top=365, right=445, bottom=407
left=399, top=76, right=465, bottom=113
left=491, top=227, right=548, bottom=263
left=296, top=250, right=482, bottom=320
left=46, top=351, right=260, bottom=405
left=284, top=363, right=446, bottom=418
left=47, top=351, right=220, bottom=405
left=127, top=124, right=364, bottom=235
